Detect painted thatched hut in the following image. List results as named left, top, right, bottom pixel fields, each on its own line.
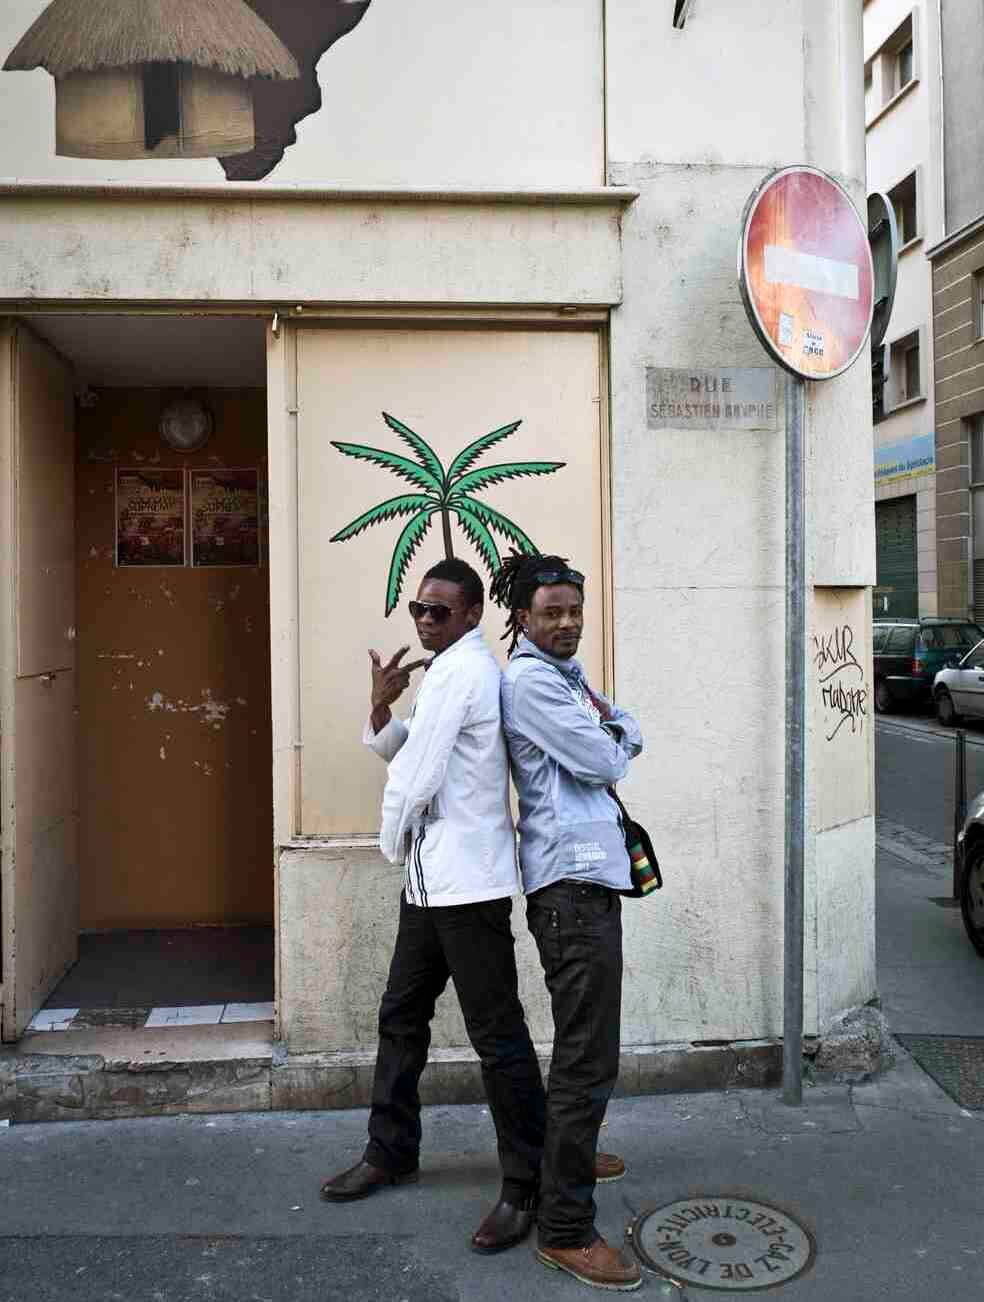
left=3, top=0, right=300, bottom=160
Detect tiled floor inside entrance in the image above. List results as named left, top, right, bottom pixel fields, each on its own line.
left=31, top=927, right=275, bottom=1032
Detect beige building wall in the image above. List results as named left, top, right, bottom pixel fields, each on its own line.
left=294, top=327, right=608, bottom=838
left=0, top=0, right=604, bottom=187
left=606, top=1, right=875, bottom=1045
left=0, top=3, right=877, bottom=1064
left=864, top=0, right=942, bottom=615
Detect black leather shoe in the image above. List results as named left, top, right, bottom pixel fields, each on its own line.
left=319, top=1160, right=419, bottom=1202
left=470, top=1196, right=538, bottom=1254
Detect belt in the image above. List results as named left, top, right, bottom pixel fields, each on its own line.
left=529, top=879, right=614, bottom=901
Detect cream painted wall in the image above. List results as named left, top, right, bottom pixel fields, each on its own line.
left=0, top=0, right=877, bottom=1057
left=272, top=0, right=604, bottom=188
left=605, top=0, right=875, bottom=1048
left=294, top=326, right=607, bottom=836
left=0, top=0, right=603, bottom=187
left=0, top=194, right=627, bottom=306
left=813, top=588, right=873, bottom=836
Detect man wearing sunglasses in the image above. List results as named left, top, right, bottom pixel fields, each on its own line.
left=493, top=552, right=644, bottom=1292
left=320, top=558, right=547, bottom=1256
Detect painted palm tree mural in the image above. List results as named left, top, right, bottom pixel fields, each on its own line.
left=330, top=413, right=565, bottom=615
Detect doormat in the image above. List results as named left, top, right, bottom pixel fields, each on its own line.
left=28, top=1003, right=275, bottom=1033
left=896, top=1034, right=984, bottom=1109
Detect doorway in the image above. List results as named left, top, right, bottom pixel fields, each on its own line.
left=875, top=495, right=918, bottom=619
left=1, top=315, right=274, bottom=1039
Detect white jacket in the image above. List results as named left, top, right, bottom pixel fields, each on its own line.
left=364, top=627, right=519, bottom=907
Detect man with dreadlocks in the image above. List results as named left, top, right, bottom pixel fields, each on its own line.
left=320, top=555, right=625, bottom=1258
left=493, top=552, right=644, bottom=1292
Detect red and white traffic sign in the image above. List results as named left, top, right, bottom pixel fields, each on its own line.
left=739, top=166, right=874, bottom=381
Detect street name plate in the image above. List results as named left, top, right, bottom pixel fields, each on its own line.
left=631, top=1196, right=816, bottom=1292
left=646, top=367, right=779, bottom=431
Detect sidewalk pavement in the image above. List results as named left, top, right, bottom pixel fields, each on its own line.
left=3, top=834, right=982, bottom=1299
left=1, top=1043, right=982, bottom=1302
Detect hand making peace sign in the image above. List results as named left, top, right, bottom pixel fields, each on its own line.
left=369, top=646, right=430, bottom=733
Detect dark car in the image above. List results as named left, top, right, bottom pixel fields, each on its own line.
left=872, top=618, right=984, bottom=713
left=954, top=798, right=984, bottom=956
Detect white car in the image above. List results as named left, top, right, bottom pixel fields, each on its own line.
left=933, top=637, right=984, bottom=724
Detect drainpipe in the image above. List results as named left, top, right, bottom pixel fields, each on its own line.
left=937, top=0, right=946, bottom=236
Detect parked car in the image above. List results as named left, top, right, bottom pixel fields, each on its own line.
left=953, top=798, right=984, bottom=956
left=933, top=637, right=984, bottom=725
left=872, top=618, right=984, bottom=714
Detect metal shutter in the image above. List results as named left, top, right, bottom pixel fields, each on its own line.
left=875, top=496, right=917, bottom=618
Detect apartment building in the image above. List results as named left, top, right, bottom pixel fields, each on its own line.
left=864, top=0, right=944, bottom=618
left=927, top=1, right=984, bottom=618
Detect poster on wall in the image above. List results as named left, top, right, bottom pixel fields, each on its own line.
left=115, top=469, right=186, bottom=567
left=191, top=469, right=260, bottom=567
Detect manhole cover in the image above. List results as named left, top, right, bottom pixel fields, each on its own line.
left=631, top=1196, right=816, bottom=1292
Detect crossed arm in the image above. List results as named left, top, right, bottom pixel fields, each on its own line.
left=510, top=664, right=642, bottom=785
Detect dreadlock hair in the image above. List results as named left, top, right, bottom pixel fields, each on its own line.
left=490, top=550, right=583, bottom=655
left=423, top=557, right=484, bottom=608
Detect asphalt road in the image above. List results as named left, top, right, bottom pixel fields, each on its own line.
left=875, top=711, right=984, bottom=845
left=875, top=712, right=984, bottom=1037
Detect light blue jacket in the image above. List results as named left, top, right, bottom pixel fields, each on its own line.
left=500, top=636, right=643, bottom=894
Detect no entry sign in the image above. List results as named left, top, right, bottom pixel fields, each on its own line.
left=739, top=166, right=874, bottom=381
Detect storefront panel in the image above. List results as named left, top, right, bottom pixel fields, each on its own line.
left=294, top=326, right=608, bottom=837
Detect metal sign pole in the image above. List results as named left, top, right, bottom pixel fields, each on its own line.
left=783, top=374, right=806, bottom=1106
left=737, top=166, right=879, bottom=1109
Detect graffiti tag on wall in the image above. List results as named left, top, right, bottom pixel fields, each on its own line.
left=814, top=624, right=868, bottom=742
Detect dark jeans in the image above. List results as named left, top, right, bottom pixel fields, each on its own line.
left=364, top=892, right=546, bottom=1201
left=526, top=880, right=623, bottom=1249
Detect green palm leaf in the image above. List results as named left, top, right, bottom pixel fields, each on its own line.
left=385, top=507, right=438, bottom=616
left=330, top=413, right=567, bottom=615
left=330, top=493, right=438, bottom=543
left=458, top=500, right=539, bottom=554
left=446, top=420, right=523, bottom=483
left=331, top=441, right=442, bottom=493
left=450, top=460, right=565, bottom=496
left=453, top=501, right=501, bottom=575
left=381, top=412, right=447, bottom=486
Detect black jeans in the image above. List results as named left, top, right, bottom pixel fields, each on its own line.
left=526, top=880, right=623, bottom=1249
left=364, top=892, right=546, bottom=1201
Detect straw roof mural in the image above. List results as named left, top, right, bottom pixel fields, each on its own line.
left=3, top=0, right=374, bottom=176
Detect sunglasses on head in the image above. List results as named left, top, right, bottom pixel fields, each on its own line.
left=408, top=600, right=458, bottom=623
left=534, top=568, right=585, bottom=588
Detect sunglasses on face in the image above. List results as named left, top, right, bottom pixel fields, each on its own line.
left=408, top=600, right=458, bottom=623
left=534, top=568, right=585, bottom=588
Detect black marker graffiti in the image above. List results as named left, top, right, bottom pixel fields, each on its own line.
left=815, top=623, right=868, bottom=741
left=813, top=624, right=862, bottom=683
left=821, top=680, right=868, bottom=740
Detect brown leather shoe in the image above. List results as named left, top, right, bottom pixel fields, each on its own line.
left=595, top=1151, right=626, bottom=1183
left=319, top=1159, right=419, bottom=1202
left=470, top=1195, right=537, bottom=1254
left=537, top=1236, right=642, bottom=1291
